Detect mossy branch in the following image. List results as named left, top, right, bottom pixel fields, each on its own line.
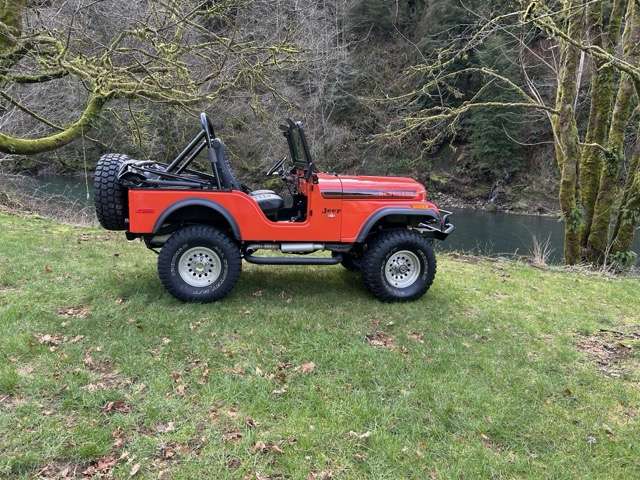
left=0, top=1, right=299, bottom=155
left=0, top=95, right=106, bottom=154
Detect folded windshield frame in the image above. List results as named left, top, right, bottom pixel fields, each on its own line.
left=283, top=119, right=315, bottom=178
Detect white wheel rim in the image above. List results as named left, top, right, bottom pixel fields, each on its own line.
left=178, top=247, right=222, bottom=288
left=384, top=250, right=421, bottom=288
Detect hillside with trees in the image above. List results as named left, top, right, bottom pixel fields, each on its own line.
left=0, top=1, right=556, bottom=202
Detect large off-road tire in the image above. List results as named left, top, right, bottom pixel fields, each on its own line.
left=158, top=225, right=241, bottom=303
left=94, top=153, right=129, bottom=230
left=361, top=230, right=436, bottom=302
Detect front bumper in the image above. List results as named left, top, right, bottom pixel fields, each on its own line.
left=418, top=209, right=455, bottom=240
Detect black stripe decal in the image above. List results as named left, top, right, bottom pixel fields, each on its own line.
left=321, top=189, right=418, bottom=199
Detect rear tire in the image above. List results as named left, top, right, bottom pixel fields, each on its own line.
left=361, top=230, right=436, bottom=302
left=94, top=153, right=129, bottom=230
left=158, top=225, right=241, bottom=303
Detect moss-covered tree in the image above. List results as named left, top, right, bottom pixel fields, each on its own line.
left=0, top=0, right=297, bottom=155
left=388, top=0, right=640, bottom=266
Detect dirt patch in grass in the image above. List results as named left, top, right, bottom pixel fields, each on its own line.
left=0, top=394, right=26, bottom=410
left=577, top=328, right=640, bottom=378
left=36, top=461, right=85, bottom=479
left=57, top=306, right=91, bottom=319
left=82, top=352, right=133, bottom=392
left=366, top=331, right=397, bottom=350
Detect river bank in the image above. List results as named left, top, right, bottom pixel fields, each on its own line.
left=2, top=173, right=638, bottom=266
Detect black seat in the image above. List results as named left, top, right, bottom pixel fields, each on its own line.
left=211, top=139, right=284, bottom=215
left=250, top=192, right=284, bottom=214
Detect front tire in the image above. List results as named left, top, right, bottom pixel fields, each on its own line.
left=361, top=230, right=436, bottom=302
left=158, top=225, right=241, bottom=303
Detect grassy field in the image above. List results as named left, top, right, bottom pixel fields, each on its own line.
left=0, top=212, right=639, bottom=479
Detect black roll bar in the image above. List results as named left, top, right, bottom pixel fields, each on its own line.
left=164, top=112, right=222, bottom=190
left=166, top=130, right=205, bottom=173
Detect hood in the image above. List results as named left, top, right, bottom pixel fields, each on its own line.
left=333, top=174, right=427, bottom=201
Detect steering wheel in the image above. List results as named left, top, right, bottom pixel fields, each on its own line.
left=266, top=156, right=287, bottom=177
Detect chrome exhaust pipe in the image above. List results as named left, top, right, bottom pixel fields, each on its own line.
left=280, top=243, right=325, bottom=254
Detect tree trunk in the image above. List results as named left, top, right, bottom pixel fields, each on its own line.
left=579, top=0, right=627, bottom=246
left=611, top=127, right=640, bottom=254
left=586, top=0, right=640, bottom=261
left=587, top=75, right=637, bottom=258
left=552, top=1, right=585, bottom=265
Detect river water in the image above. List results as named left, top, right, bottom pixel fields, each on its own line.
left=4, top=174, right=639, bottom=264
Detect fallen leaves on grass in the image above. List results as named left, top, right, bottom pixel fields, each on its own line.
left=365, top=331, right=396, bottom=350
left=112, top=429, right=127, bottom=449
left=226, top=457, right=241, bottom=469
left=225, top=406, right=240, bottom=418
left=245, top=416, right=258, bottom=429
left=0, top=394, right=25, bottom=409
left=252, top=441, right=284, bottom=454
left=158, top=443, right=185, bottom=460
left=170, top=370, right=187, bottom=396
left=255, top=473, right=283, bottom=480
left=37, top=462, right=82, bottom=479
left=577, top=328, right=639, bottom=377
left=35, top=333, right=62, bottom=347
left=82, top=455, right=118, bottom=477
left=175, top=383, right=187, bottom=396
left=82, top=371, right=131, bottom=392
left=129, top=463, right=141, bottom=476
left=480, top=433, right=501, bottom=452
left=156, top=421, right=176, bottom=433
left=224, top=364, right=246, bottom=376
left=222, top=429, right=243, bottom=442
left=77, top=233, right=113, bottom=243
left=298, top=361, right=316, bottom=374
left=198, top=366, right=210, bottom=385
left=35, top=333, right=86, bottom=352
left=102, top=400, right=131, bottom=414
left=407, top=332, right=424, bottom=343
left=347, top=431, right=372, bottom=440
left=307, top=470, right=334, bottom=480
left=57, top=306, right=90, bottom=319
left=189, top=319, right=204, bottom=331
left=271, top=385, right=288, bottom=396
left=17, top=364, right=34, bottom=376
left=81, top=353, right=132, bottom=392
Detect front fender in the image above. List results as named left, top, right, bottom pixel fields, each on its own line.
left=355, top=208, right=446, bottom=243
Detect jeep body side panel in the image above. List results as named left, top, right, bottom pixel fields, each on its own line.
left=127, top=173, right=440, bottom=243
left=128, top=174, right=343, bottom=242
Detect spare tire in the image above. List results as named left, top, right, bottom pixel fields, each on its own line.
left=94, top=153, right=129, bottom=230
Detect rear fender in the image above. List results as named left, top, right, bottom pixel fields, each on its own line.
left=152, top=198, right=241, bottom=240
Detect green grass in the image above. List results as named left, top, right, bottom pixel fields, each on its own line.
left=1, top=212, right=639, bottom=479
